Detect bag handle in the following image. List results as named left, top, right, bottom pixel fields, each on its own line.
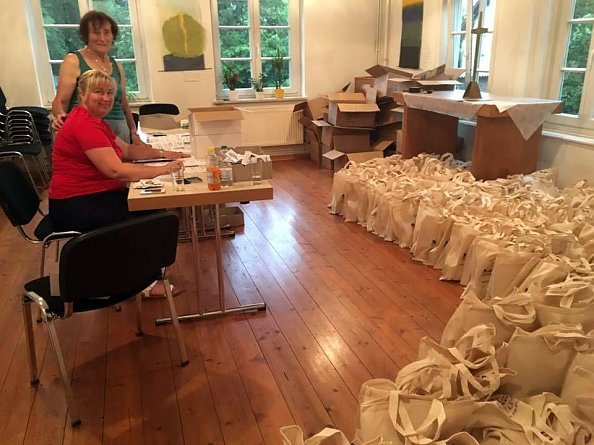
left=389, top=392, right=446, bottom=444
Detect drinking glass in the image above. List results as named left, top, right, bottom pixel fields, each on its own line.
left=251, top=158, right=263, bottom=185
left=170, top=164, right=185, bottom=191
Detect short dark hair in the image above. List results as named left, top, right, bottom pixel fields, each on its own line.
left=79, top=11, right=119, bottom=44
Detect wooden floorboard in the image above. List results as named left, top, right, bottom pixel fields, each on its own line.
left=0, top=159, right=463, bottom=444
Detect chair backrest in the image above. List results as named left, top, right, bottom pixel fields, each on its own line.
left=5, top=109, right=42, bottom=147
left=0, top=160, right=41, bottom=227
left=59, top=211, right=179, bottom=301
left=139, top=103, right=179, bottom=116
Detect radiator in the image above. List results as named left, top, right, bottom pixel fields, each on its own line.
left=238, top=106, right=304, bottom=146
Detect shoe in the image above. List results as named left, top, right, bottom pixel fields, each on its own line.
left=140, top=281, right=184, bottom=299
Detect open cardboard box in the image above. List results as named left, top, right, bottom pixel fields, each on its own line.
left=293, top=97, right=328, bottom=120
left=327, top=102, right=379, bottom=128
left=322, top=149, right=383, bottom=172
left=139, top=113, right=181, bottom=131
left=230, top=146, right=273, bottom=182
left=188, top=106, right=243, bottom=157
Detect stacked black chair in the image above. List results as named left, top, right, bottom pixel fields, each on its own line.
left=22, top=211, right=189, bottom=426
left=2, top=109, right=51, bottom=187
left=0, top=86, right=6, bottom=146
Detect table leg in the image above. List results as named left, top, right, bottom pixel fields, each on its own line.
left=155, top=204, right=266, bottom=325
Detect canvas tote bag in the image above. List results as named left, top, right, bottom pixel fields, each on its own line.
left=280, top=425, right=387, bottom=445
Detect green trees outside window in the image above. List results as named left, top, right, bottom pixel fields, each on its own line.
left=216, top=0, right=291, bottom=91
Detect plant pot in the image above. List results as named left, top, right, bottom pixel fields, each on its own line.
left=274, top=88, right=284, bottom=99
left=255, top=91, right=265, bottom=100
left=228, top=90, right=238, bottom=102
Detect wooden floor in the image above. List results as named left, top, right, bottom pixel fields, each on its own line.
left=0, top=159, right=463, bottom=444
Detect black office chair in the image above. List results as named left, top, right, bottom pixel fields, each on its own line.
left=139, top=103, right=180, bottom=116
left=22, top=211, right=189, bottom=426
left=0, top=158, right=78, bottom=277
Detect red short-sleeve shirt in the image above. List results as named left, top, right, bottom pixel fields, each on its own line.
left=49, top=106, right=124, bottom=199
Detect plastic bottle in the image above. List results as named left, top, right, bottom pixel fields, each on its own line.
left=206, top=146, right=221, bottom=191
left=219, top=145, right=234, bottom=188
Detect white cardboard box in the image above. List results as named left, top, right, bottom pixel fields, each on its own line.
left=188, top=106, right=243, bottom=157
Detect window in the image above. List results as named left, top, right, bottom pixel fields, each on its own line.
left=547, top=0, right=594, bottom=135
left=446, top=0, right=496, bottom=91
left=29, top=0, right=148, bottom=104
left=211, top=0, right=301, bottom=99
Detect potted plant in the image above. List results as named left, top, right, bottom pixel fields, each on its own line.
left=251, top=73, right=265, bottom=100
left=272, top=48, right=285, bottom=99
left=222, top=62, right=240, bottom=101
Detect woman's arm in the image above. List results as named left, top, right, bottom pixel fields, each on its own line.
left=115, top=137, right=190, bottom=161
left=85, top=146, right=183, bottom=182
left=52, top=53, right=80, bottom=131
left=117, top=62, right=144, bottom=145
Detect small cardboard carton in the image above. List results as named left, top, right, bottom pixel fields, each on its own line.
left=230, top=146, right=273, bottom=182
left=188, top=106, right=243, bottom=157
left=203, top=206, right=244, bottom=228
left=321, top=125, right=371, bottom=151
left=327, top=102, right=380, bottom=128
left=139, top=113, right=181, bottom=131
left=322, top=149, right=383, bottom=172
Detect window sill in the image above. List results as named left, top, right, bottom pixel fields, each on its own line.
left=213, top=96, right=307, bottom=106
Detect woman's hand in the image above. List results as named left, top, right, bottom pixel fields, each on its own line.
left=52, top=112, right=68, bottom=131
left=130, top=132, right=144, bottom=146
left=163, top=150, right=190, bottom=160
left=166, top=160, right=184, bottom=173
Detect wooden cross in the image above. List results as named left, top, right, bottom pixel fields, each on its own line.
left=470, top=12, right=489, bottom=83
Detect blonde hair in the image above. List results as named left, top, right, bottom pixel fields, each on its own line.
left=78, top=69, right=117, bottom=96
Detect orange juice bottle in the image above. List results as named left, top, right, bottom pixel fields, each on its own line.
left=206, top=146, right=221, bottom=191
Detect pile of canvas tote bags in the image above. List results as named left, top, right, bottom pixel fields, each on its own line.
left=280, top=153, right=594, bottom=445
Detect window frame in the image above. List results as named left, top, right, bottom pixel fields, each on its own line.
left=210, top=0, right=302, bottom=100
left=28, top=0, right=150, bottom=106
left=445, top=0, right=495, bottom=90
left=545, top=0, right=594, bottom=137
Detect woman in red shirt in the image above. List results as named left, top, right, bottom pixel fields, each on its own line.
left=49, top=70, right=187, bottom=232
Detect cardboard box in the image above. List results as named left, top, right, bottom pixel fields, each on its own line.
left=327, top=92, right=367, bottom=103
left=327, top=102, right=379, bottom=128
left=354, top=76, right=375, bottom=93
left=230, top=146, right=273, bottom=182
left=321, top=125, right=371, bottom=151
left=188, top=106, right=243, bottom=157
left=322, top=149, right=383, bottom=172
left=203, top=206, right=244, bottom=228
left=293, top=97, right=328, bottom=120
left=139, top=113, right=180, bottom=130
left=305, top=128, right=322, bottom=166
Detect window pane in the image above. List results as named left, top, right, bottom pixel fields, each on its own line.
left=91, top=0, right=131, bottom=25
left=120, top=61, right=138, bottom=93
left=260, top=28, right=289, bottom=58
left=45, top=27, right=81, bottom=60
left=262, top=58, right=289, bottom=88
left=477, top=33, right=492, bottom=71
left=484, top=0, right=496, bottom=29
left=260, top=0, right=288, bottom=26
left=560, top=71, right=585, bottom=115
left=51, top=63, right=61, bottom=89
left=220, top=28, right=251, bottom=58
left=218, top=0, right=248, bottom=26
left=472, top=0, right=481, bottom=27
left=452, top=34, right=466, bottom=69
left=573, top=0, right=594, bottom=19
left=112, top=27, right=135, bottom=59
left=40, top=0, right=80, bottom=24
left=565, top=23, right=592, bottom=68
left=452, top=0, right=466, bottom=32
